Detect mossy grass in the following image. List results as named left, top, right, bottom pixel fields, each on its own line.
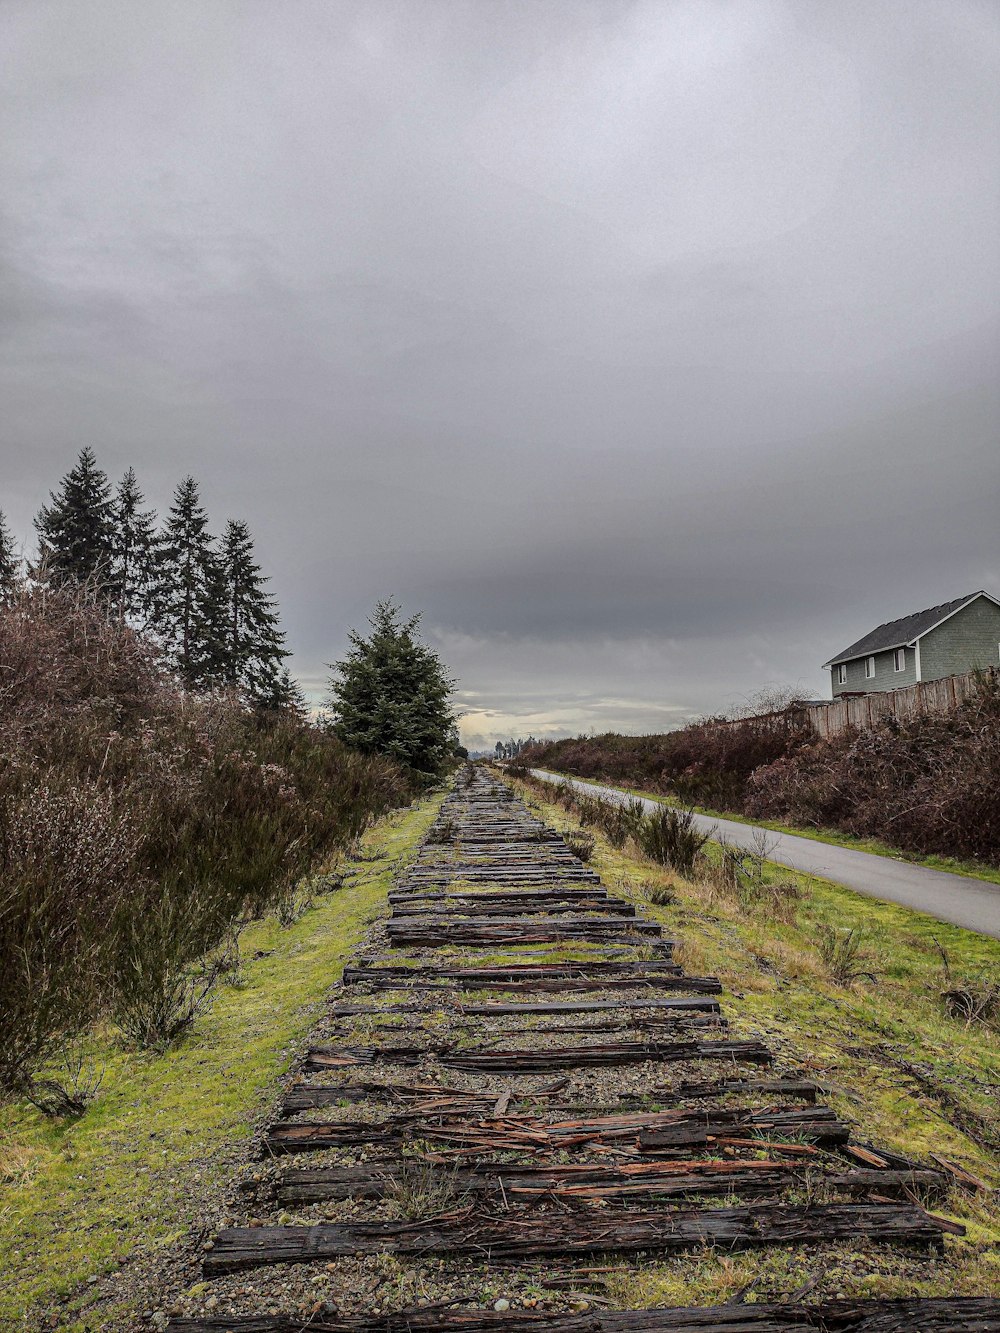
left=533, top=768, right=1000, bottom=886
left=511, top=776, right=1000, bottom=1300
left=0, top=788, right=446, bottom=1331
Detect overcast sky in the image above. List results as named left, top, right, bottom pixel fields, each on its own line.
left=2, top=1, right=998, bottom=750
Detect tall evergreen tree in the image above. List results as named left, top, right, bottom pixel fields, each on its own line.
left=110, top=468, right=157, bottom=625
left=0, top=510, right=21, bottom=604
left=33, top=447, right=114, bottom=590
left=152, top=476, right=225, bottom=688
left=327, top=599, right=456, bottom=775
left=218, top=519, right=288, bottom=703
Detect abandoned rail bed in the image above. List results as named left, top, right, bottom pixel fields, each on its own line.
left=168, top=768, right=1000, bottom=1331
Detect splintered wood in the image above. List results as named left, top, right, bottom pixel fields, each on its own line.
left=178, top=767, right=997, bottom=1331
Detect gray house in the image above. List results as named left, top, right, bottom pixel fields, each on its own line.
left=824, top=590, right=1000, bottom=697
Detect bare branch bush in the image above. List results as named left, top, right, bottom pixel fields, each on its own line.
left=0, top=583, right=412, bottom=1094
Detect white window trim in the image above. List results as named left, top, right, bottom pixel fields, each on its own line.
left=914, top=639, right=922, bottom=681
left=836, top=663, right=847, bottom=685
left=865, top=655, right=876, bottom=679
left=894, top=647, right=906, bottom=672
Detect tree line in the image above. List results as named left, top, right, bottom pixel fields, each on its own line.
left=0, top=448, right=296, bottom=708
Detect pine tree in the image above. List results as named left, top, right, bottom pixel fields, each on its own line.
left=327, top=599, right=456, bottom=775
left=218, top=519, right=288, bottom=703
left=152, top=476, right=225, bottom=688
left=258, top=666, right=306, bottom=714
left=109, top=468, right=157, bottom=625
left=33, top=447, right=114, bottom=590
left=0, top=510, right=21, bottom=604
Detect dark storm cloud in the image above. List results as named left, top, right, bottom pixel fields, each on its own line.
left=2, top=0, right=998, bottom=749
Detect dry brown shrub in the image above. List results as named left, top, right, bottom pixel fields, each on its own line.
left=0, top=582, right=411, bottom=1096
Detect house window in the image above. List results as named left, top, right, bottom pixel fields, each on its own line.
left=836, top=664, right=847, bottom=685
left=865, top=656, right=876, bottom=679
left=894, top=648, right=905, bottom=672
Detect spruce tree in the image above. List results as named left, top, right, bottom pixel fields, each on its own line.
left=0, top=510, right=21, bottom=604
left=327, top=599, right=456, bottom=775
left=110, top=468, right=157, bottom=625
left=258, top=666, right=306, bottom=714
left=218, top=519, right=288, bottom=703
left=33, top=447, right=114, bottom=590
left=152, top=476, right=225, bottom=688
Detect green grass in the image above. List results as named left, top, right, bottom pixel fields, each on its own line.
left=532, top=767, right=1000, bottom=886
left=0, top=788, right=445, bottom=1332
left=514, top=776, right=1000, bottom=1301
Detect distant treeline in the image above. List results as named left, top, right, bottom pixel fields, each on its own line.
left=0, top=448, right=295, bottom=708
left=523, top=675, right=1000, bottom=867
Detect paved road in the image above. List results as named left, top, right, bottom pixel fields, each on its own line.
left=530, top=769, right=1000, bottom=940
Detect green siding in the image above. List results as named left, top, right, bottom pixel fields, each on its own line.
left=919, top=596, right=1000, bottom=681
left=832, top=644, right=916, bottom=696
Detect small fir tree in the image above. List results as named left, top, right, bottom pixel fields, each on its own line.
left=110, top=468, right=157, bottom=625
left=258, top=665, right=307, bottom=714
left=218, top=519, right=288, bottom=703
left=0, top=510, right=21, bottom=603
left=33, top=447, right=114, bottom=590
left=327, top=599, right=456, bottom=775
left=152, top=476, right=225, bottom=688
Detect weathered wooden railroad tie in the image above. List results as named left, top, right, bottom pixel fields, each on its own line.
left=173, top=766, right=996, bottom=1331
left=167, top=1302, right=1000, bottom=1333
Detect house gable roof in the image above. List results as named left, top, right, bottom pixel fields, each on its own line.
left=823, top=591, right=999, bottom=669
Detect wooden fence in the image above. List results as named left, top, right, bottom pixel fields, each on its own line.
left=802, top=672, right=981, bottom=741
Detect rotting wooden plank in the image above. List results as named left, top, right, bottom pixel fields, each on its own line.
left=343, top=960, right=699, bottom=986
left=676, top=1077, right=820, bottom=1102
left=385, top=918, right=663, bottom=947
left=322, top=1015, right=728, bottom=1040
left=330, top=997, right=722, bottom=1018
left=363, top=976, right=715, bottom=994
left=387, top=899, right=638, bottom=918
left=203, top=1202, right=952, bottom=1273
left=276, top=1158, right=938, bottom=1207
left=276, top=1157, right=805, bottom=1204
left=460, top=997, right=722, bottom=1015
left=386, top=914, right=658, bottom=930
left=302, top=1037, right=771, bottom=1074
left=639, top=1106, right=849, bottom=1149
left=389, top=886, right=613, bottom=901
left=344, top=959, right=714, bottom=991
left=397, top=866, right=602, bottom=875
left=279, top=1083, right=503, bottom=1115
left=264, top=1103, right=839, bottom=1156
left=157, top=1297, right=1000, bottom=1332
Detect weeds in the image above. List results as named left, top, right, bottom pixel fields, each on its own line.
left=382, top=1159, right=466, bottom=1218
left=598, top=798, right=647, bottom=850
left=426, top=818, right=456, bottom=844
left=635, top=806, right=708, bottom=876
left=643, top=883, right=678, bottom=906
left=816, top=925, right=877, bottom=986
left=26, top=1047, right=105, bottom=1118
left=564, top=830, right=595, bottom=862
left=275, top=881, right=315, bottom=927
left=933, top=939, right=999, bottom=1026
left=702, top=832, right=801, bottom=921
